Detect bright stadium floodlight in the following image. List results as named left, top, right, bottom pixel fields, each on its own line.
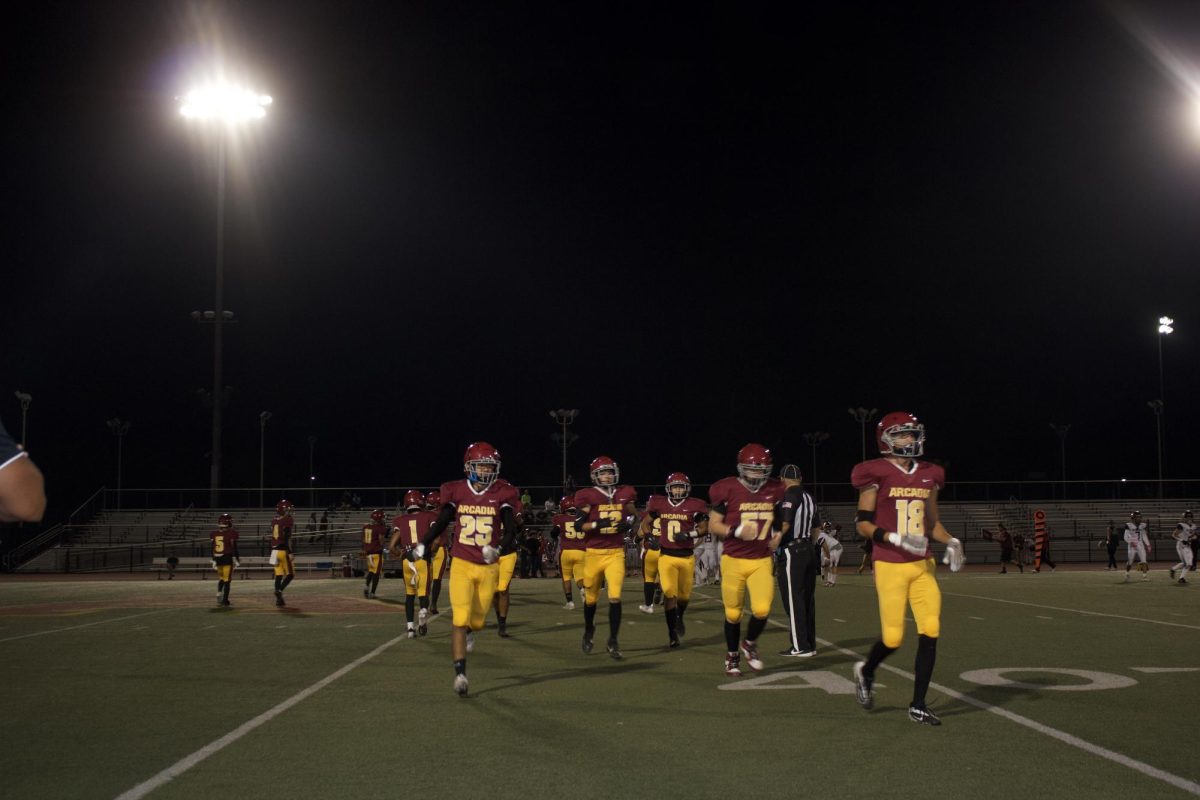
left=178, top=84, right=272, bottom=123
left=1158, top=316, right=1174, bottom=334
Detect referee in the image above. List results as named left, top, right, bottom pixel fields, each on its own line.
left=776, top=464, right=820, bottom=657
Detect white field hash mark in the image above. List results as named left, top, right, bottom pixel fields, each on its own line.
left=689, top=588, right=1200, bottom=797
left=114, top=632, right=408, bottom=800
left=0, top=608, right=181, bottom=644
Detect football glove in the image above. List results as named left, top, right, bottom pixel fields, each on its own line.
left=942, top=538, right=965, bottom=572
left=615, top=516, right=634, bottom=536
left=210, top=559, right=218, bottom=570
left=646, top=537, right=661, bottom=551
left=412, top=543, right=426, bottom=561
left=886, top=532, right=929, bottom=555
left=481, top=545, right=500, bottom=564
left=730, top=523, right=752, bottom=541
left=234, top=558, right=241, bottom=568
left=573, top=508, right=589, bottom=527
left=406, top=560, right=420, bottom=586
left=692, top=511, right=709, bottom=524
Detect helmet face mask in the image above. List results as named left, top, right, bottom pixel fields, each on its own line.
left=590, top=456, right=619, bottom=488
left=276, top=500, right=294, bottom=517
left=736, top=443, right=773, bottom=492
left=463, top=442, right=501, bottom=489
left=1183, top=510, right=1194, bottom=522
left=424, top=490, right=441, bottom=510
left=559, top=494, right=576, bottom=512
left=877, top=412, right=925, bottom=458
left=403, top=490, right=424, bottom=512
left=218, top=513, right=233, bottom=528
left=665, top=472, right=690, bottom=503
left=370, top=509, right=385, bottom=523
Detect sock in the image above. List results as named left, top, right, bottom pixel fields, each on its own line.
left=643, top=582, right=654, bottom=606
left=665, top=607, right=677, bottom=635
left=419, top=596, right=429, bottom=611
left=430, top=580, right=442, bottom=608
left=746, top=615, right=768, bottom=643
left=608, top=602, right=622, bottom=638
left=913, top=634, right=938, bottom=706
left=864, top=640, right=897, bottom=677
left=453, top=659, right=466, bottom=676
left=372, top=572, right=381, bottom=593
left=222, top=583, right=231, bottom=603
left=564, top=588, right=573, bottom=602
left=724, top=620, right=741, bottom=653
left=498, top=614, right=507, bottom=625
left=584, top=603, right=597, bottom=633
left=405, top=595, right=415, bottom=623
left=274, top=576, right=282, bottom=593
left=676, top=600, right=688, bottom=622
left=217, top=580, right=226, bottom=594
left=280, top=574, right=293, bottom=591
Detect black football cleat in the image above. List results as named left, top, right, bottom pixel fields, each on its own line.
left=582, top=627, right=595, bottom=654
left=498, top=621, right=509, bottom=638
left=606, top=637, right=623, bottom=660
left=675, top=616, right=686, bottom=637
left=668, top=633, right=680, bottom=649
left=274, top=591, right=285, bottom=607
left=908, top=704, right=942, bottom=726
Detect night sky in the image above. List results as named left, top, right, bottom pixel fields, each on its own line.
left=4, top=1, right=1199, bottom=512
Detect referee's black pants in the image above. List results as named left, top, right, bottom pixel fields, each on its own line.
left=776, top=539, right=817, bottom=652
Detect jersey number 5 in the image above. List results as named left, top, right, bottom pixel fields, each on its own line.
left=458, top=514, right=494, bottom=547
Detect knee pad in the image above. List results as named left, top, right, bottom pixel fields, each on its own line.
left=882, top=625, right=905, bottom=649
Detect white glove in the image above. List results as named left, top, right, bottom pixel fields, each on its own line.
left=942, top=538, right=965, bottom=572
left=210, top=559, right=218, bottom=570
left=413, top=543, right=426, bottom=560
left=406, top=560, right=420, bottom=586
left=886, top=532, right=929, bottom=555
left=481, top=545, right=500, bottom=564
left=729, top=523, right=749, bottom=541
left=382, top=548, right=389, bottom=557
left=234, top=558, right=241, bottom=568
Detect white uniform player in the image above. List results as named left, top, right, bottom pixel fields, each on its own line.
left=1169, top=511, right=1196, bottom=585
left=1124, top=512, right=1150, bottom=582
left=818, top=524, right=843, bottom=586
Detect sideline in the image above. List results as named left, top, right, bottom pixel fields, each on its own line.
left=691, top=588, right=1200, bottom=796
left=940, top=590, right=1200, bottom=631
left=0, top=608, right=182, bottom=643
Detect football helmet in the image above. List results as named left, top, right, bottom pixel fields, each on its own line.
left=736, top=443, right=773, bottom=492
left=665, top=472, right=691, bottom=502
left=217, top=513, right=233, bottom=528
left=876, top=412, right=925, bottom=458
left=425, top=490, right=441, bottom=510
left=590, top=456, right=619, bottom=487
left=403, top=490, right=424, bottom=512
left=275, top=499, right=294, bottom=516
left=559, top=494, right=576, bottom=512
left=463, top=442, right=501, bottom=488
left=1183, top=510, right=1194, bottom=521
left=370, top=509, right=385, bottom=523
left=1130, top=511, right=1142, bottom=521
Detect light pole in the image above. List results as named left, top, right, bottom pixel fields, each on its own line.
left=1147, top=400, right=1164, bottom=499
left=179, top=83, right=272, bottom=508
left=847, top=407, right=878, bottom=463
left=549, top=409, right=579, bottom=492
left=13, top=392, right=31, bottom=447
left=1156, top=315, right=1173, bottom=491
left=259, top=411, right=272, bottom=509
left=1049, top=423, right=1070, bottom=499
left=308, top=435, right=317, bottom=508
left=106, top=418, right=132, bottom=508
left=802, top=431, right=829, bottom=497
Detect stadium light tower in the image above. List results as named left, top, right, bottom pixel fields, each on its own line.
left=13, top=391, right=31, bottom=448
left=178, top=82, right=272, bottom=508
left=802, top=431, right=829, bottom=497
left=847, top=407, right=878, bottom=463
left=1049, top=423, right=1071, bottom=499
left=258, top=411, right=272, bottom=509
left=550, top=409, right=579, bottom=492
left=106, top=418, right=132, bottom=509
left=308, top=435, right=317, bottom=507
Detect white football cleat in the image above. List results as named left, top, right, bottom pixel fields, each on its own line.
left=638, top=604, right=654, bottom=614
left=453, top=674, right=469, bottom=697
left=563, top=600, right=575, bottom=610
left=465, top=631, right=475, bottom=653
left=739, top=640, right=764, bottom=672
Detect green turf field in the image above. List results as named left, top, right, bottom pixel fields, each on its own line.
left=1, top=568, right=1197, bottom=799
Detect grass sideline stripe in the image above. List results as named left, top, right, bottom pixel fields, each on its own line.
left=114, top=632, right=408, bottom=800
left=942, top=591, right=1200, bottom=631
left=0, top=608, right=181, bottom=643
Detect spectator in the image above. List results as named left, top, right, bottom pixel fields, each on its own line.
left=520, top=488, right=532, bottom=508
left=0, top=416, right=45, bottom=523
left=307, top=512, right=318, bottom=534
left=166, top=552, right=180, bottom=580
left=1102, top=522, right=1120, bottom=571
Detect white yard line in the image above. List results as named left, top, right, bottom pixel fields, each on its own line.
left=0, top=608, right=181, bottom=643
left=940, top=591, right=1200, bottom=631
left=114, top=632, right=408, bottom=800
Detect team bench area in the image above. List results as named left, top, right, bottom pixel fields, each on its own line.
left=151, top=556, right=344, bottom=579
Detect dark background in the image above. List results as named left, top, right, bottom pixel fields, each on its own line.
left=3, top=1, right=1199, bottom=511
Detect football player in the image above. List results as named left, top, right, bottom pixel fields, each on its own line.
left=389, top=490, right=435, bottom=637
left=1168, top=510, right=1195, bottom=585
left=270, top=500, right=297, bottom=607
left=1124, top=511, right=1151, bottom=582
left=636, top=499, right=663, bottom=615
left=981, top=523, right=1022, bottom=574
left=573, top=455, right=638, bottom=659
left=708, top=444, right=786, bottom=677
left=418, top=442, right=520, bottom=697
left=818, top=522, right=843, bottom=587
left=550, top=494, right=586, bottom=609
left=640, top=472, right=708, bottom=648
left=423, top=489, right=449, bottom=615
left=361, top=509, right=389, bottom=599
left=490, top=491, right=526, bottom=638
left=850, top=412, right=964, bottom=726
left=210, top=513, right=241, bottom=607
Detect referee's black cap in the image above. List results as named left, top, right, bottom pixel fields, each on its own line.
left=780, top=464, right=802, bottom=481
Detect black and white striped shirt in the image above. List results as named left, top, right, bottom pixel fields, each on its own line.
left=777, top=485, right=820, bottom=548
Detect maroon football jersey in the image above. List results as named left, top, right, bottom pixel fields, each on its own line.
left=574, top=485, right=638, bottom=550
left=392, top=510, right=438, bottom=553
left=210, top=528, right=239, bottom=561
left=440, top=478, right=520, bottom=565
left=644, top=495, right=708, bottom=553
left=270, top=515, right=294, bottom=552
left=552, top=513, right=586, bottom=552
left=709, top=476, right=785, bottom=559
left=361, top=522, right=388, bottom=554
left=850, top=457, right=946, bottom=564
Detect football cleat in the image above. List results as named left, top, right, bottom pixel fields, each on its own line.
left=363, top=588, right=370, bottom=598
left=221, top=599, right=231, bottom=607
left=1179, top=578, right=1188, bottom=585
left=669, top=633, right=680, bottom=649
left=779, top=648, right=815, bottom=658
left=675, top=616, right=686, bottom=637
left=429, top=608, right=440, bottom=616
left=498, top=621, right=510, bottom=638
left=582, top=628, right=595, bottom=654
left=908, top=704, right=942, bottom=726
left=465, top=632, right=475, bottom=653
left=406, top=629, right=416, bottom=639
left=453, top=674, right=469, bottom=698
left=739, top=640, right=764, bottom=672
left=563, top=601, right=575, bottom=610
left=1169, top=568, right=1176, bottom=580
left=368, top=592, right=376, bottom=599
left=606, top=637, right=623, bottom=660
left=274, top=591, right=285, bottom=607
left=724, top=654, right=743, bottom=677
left=853, top=661, right=874, bottom=709
left=638, top=604, right=654, bottom=614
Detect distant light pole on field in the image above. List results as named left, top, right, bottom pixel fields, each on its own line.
left=178, top=81, right=272, bottom=508
left=106, top=418, right=132, bottom=508
left=13, top=391, right=31, bottom=448
left=258, top=411, right=272, bottom=508
left=308, top=435, right=317, bottom=507
left=802, top=432, right=829, bottom=497
left=1049, top=423, right=1071, bottom=499
left=1156, top=315, right=1173, bottom=495
left=847, top=407, right=878, bottom=463
left=549, top=409, right=579, bottom=492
